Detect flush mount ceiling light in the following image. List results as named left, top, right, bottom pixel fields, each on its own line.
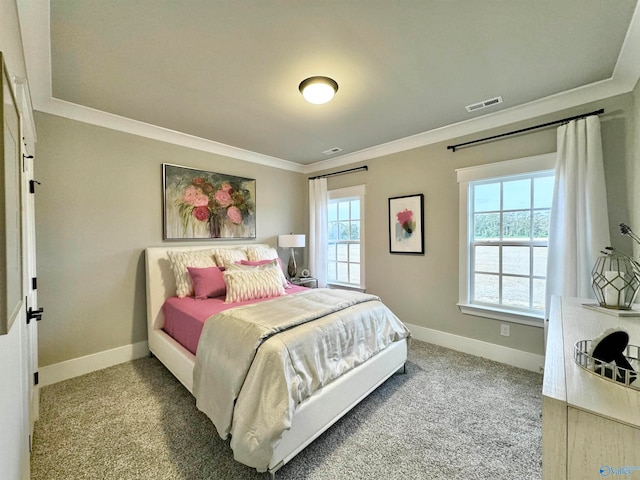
left=299, top=76, right=338, bottom=104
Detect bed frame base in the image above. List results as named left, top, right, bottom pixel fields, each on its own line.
left=148, top=327, right=408, bottom=474
left=267, top=340, right=407, bottom=475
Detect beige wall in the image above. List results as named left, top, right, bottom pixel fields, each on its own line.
left=325, top=93, right=635, bottom=356
left=34, top=113, right=307, bottom=366
left=35, top=90, right=635, bottom=366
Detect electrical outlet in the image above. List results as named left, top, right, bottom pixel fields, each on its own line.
left=500, top=324, right=510, bottom=337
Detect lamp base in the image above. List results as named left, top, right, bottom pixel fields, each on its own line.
left=287, top=248, right=297, bottom=279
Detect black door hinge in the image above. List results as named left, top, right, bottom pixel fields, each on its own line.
left=32, top=277, right=37, bottom=290
left=29, top=180, right=41, bottom=194
left=23, top=154, right=33, bottom=174
left=34, top=372, right=39, bottom=386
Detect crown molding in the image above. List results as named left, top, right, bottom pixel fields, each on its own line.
left=18, top=0, right=640, bottom=176
left=301, top=76, right=624, bottom=174
left=37, top=96, right=305, bottom=172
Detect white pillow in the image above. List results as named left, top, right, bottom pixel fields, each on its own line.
left=223, top=265, right=286, bottom=303
left=244, top=246, right=290, bottom=288
left=213, top=248, right=248, bottom=266
left=225, top=258, right=290, bottom=289
left=245, top=246, right=278, bottom=261
left=167, top=249, right=217, bottom=298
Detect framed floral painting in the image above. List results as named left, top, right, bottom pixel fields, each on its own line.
left=388, top=194, right=424, bottom=254
left=163, top=164, right=256, bottom=240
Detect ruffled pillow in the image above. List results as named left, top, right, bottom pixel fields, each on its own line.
left=213, top=248, right=248, bottom=266
left=242, top=245, right=289, bottom=288
left=167, top=249, right=217, bottom=298
left=187, top=266, right=226, bottom=299
left=223, top=263, right=286, bottom=303
left=245, top=246, right=279, bottom=262
left=238, top=259, right=290, bottom=288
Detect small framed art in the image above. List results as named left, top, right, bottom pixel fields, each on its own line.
left=388, top=194, right=424, bottom=255
left=163, top=163, right=256, bottom=240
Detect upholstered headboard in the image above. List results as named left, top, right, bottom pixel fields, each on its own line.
left=145, top=244, right=272, bottom=332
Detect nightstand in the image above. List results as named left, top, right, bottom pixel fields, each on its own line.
left=290, top=276, right=318, bottom=288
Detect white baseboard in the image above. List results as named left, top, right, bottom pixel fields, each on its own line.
left=39, top=341, right=149, bottom=387
left=405, top=323, right=544, bottom=373
left=38, top=325, right=543, bottom=387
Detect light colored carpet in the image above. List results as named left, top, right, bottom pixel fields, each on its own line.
left=31, top=340, right=542, bottom=479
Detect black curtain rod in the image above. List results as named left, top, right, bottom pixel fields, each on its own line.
left=447, top=108, right=605, bottom=152
left=308, top=165, right=368, bottom=180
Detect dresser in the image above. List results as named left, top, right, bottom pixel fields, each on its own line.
left=542, top=296, right=640, bottom=479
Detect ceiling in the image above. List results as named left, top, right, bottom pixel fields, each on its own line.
left=17, top=1, right=640, bottom=172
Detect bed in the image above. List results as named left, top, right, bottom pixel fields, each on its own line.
left=145, top=244, right=410, bottom=477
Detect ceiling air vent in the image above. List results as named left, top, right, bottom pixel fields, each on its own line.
left=322, top=147, right=343, bottom=155
left=465, top=96, right=503, bottom=113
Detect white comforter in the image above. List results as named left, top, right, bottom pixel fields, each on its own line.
left=192, top=288, right=410, bottom=471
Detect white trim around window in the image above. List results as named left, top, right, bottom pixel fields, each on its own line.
left=456, top=153, right=556, bottom=327
left=327, top=185, right=366, bottom=290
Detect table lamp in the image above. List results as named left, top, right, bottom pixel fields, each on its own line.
left=278, top=234, right=306, bottom=279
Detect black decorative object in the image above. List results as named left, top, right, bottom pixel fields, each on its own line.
left=588, top=328, right=636, bottom=385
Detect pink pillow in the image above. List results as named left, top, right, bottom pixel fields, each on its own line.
left=187, top=266, right=226, bottom=300
left=239, top=258, right=285, bottom=270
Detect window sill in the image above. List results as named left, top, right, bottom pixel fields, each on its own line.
left=457, top=303, right=544, bottom=328
left=326, top=282, right=366, bottom=293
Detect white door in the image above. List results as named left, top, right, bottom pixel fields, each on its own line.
left=22, top=149, right=39, bottom=436
left=16, top=78, right=40, bottom=442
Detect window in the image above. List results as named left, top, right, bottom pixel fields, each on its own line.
left=327, top=185, right=365, bottom=289
left=457, top=153, right=555, bottom=326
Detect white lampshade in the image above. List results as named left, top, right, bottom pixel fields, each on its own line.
left=299, top=77, right=338, bottom=105
left=278, top=234, right=306, bottom=248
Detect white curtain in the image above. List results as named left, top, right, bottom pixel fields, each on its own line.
left=309, top=178, right=328, bottom=287
left=545, top=115, right=610, bottom=315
